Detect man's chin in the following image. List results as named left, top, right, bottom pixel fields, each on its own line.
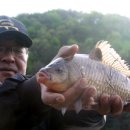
left=0, top=71, right=16, bottom=80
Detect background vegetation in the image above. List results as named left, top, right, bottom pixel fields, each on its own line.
left=15, top=10, right=130, bottom=130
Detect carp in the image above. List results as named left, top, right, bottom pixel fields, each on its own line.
left=36, top=41, right=130, bottom=113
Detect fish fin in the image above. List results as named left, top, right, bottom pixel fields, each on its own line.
left=74, top=99, right=82, bottom=113
left=89, top=48, right=102, bottom=61
left=61, top=107, right=67, bottom=115
left=94, top=40, right=130, bottom=76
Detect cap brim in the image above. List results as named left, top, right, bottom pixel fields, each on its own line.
left=0, top=31, right=32, bottom=47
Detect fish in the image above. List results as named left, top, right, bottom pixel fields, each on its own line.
left=36, top=40, right=130, bottom=113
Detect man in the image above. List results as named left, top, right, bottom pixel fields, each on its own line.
left=0, top=15, right=127, bottom=130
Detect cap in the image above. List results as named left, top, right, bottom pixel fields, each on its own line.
left=0, top=15, right=32, bottom=48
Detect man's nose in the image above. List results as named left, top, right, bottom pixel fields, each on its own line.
left=1, top=52, right=15, bottom=63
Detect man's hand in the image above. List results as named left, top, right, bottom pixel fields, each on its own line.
left=81, top=86, right=123, bottom=115
left=41, top=78, right=86, bottom=110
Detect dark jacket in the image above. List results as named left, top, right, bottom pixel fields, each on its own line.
left=0, top=73, right=105, bottom=130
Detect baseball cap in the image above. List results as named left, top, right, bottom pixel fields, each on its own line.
left=0, top=15, right=32, bottom=48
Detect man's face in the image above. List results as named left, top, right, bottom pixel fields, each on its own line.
left=0, top=39, right=28, bottom=81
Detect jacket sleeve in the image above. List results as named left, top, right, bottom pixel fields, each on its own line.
left=0, top=73, right=32, bottom=130
left=0, top=73, right=50, bottom=130
left=16, top=74, right=52, bottom=129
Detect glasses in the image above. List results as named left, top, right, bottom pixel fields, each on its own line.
left=0, top=47, right=28, bottom=56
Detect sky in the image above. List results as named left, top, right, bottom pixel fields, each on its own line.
left=1, top=0, right=130, bottom=18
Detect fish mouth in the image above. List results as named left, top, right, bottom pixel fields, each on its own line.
left=38, top=70, right=51, bottom=81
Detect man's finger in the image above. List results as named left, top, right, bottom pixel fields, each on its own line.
left=110, top=95, right=123, bottom=115
left=81, top=86, right=97, bottom=107
left=41, top=85, right=65, bottom=105
left=63, top=78, right=86, bottom=107
left=54, top=44, right=79, bottom=59
left=98, top=94, right=110, bottom=115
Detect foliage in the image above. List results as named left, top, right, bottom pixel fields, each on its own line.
left=16, top=10, right=130, bottom=74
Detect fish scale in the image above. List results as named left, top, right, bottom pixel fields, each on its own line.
left=82, top=58, right=130, bottom=101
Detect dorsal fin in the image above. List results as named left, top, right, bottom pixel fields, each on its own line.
left=94, top=40, right=130, bottom=76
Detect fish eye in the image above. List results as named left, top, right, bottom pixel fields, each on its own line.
left=55, top=67, right=63, bottom=73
